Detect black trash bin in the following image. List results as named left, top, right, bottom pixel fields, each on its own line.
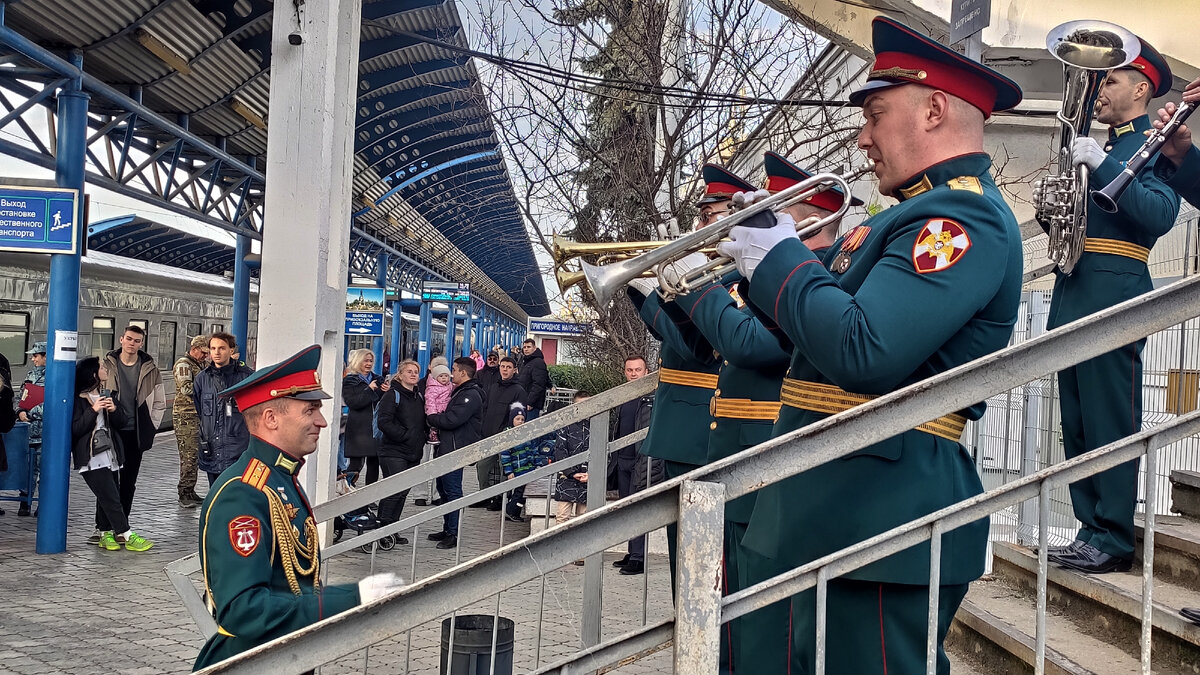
left=440, top=614, right=514, bottom=675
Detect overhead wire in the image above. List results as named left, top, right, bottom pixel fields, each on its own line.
left=360, top=18, right=848, bottom=110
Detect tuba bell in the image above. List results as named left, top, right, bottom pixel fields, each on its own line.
left=1037, top=20, right=1140, bottom=275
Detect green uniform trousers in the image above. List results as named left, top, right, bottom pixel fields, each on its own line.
left=790, top=579, right=968, bottom=675
left=175, top=413, right=201, bottom=498
left=735, top=535, right=791, bottom=673
left=1057, top=338, right=1144, bottom=558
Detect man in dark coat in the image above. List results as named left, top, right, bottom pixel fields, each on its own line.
left=426, top=356, right=485, bottom=549
left=193, top=332, right=253, bottom=485
left=611, top=355, right=655, bottom=575
left=475, top=351, right=500, bottom=392
left=473, top=356, right=526, bottom=509
left=376, top=359, right=425, bottom=540
left=516, top=339, right=550, bottom=419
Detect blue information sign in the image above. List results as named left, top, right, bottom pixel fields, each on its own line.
left=529, top=319, right=591, bottom=336
left=0, top=185, right=80, bottom=255
left=346, top=287, right=385, bottom=336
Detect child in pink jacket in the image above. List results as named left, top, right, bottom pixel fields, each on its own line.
left=424, top=363, right=453, bottom=443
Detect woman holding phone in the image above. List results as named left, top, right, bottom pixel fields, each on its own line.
left=72, top=356, right=153, bottom=551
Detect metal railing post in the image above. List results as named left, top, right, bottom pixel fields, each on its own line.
left=1140, top=445, right=1157, bottom=674
left=581, top=410, right=610, bottom=648
left=673, top=479, right=725, bottom=674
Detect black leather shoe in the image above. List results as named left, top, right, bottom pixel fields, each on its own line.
left=17, top=504, right=30, bottom=517
left=618, top=560, right=645, bottom=575
left=427, top=531, right=450, bottom=541
left=1034, top=539, right=1084, bottom=556
left=486, top=498, right=503, bottom=512
left=1180, top=607, right=1200, bottom=625
left=1051, top=543, right=1133, bottom=574
left=504, top=513, right=524, bottom=523
left=468, top=501, right=490, bottom=508
left=612, top=555, right=630, bottom=568
left=436, top=535, right=458, bottom=550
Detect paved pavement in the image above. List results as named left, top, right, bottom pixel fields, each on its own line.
left=0, top=432, right=673, bottom=674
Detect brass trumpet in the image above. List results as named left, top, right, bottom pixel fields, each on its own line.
left=582, top=163, right=874, bottom=307
left=553, top=235, right=670, bottom=267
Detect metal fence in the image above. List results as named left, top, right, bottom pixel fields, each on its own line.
left=179, top=252, right=1200, bottom=674
left=972, top=207, right=1200, bottom=549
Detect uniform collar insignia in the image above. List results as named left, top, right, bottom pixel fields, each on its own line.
left=898, top=174, right=933, bottom=200
left=274, top=453, right=301, bottom=474
left=1110, top=116, right=1149, bottom=140
left=1112, top=121, right=1135, bottom=138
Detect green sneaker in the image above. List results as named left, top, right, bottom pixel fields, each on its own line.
left=119, top=531, right=154, bottom=552
left=98, top=531, right=119, bottom=551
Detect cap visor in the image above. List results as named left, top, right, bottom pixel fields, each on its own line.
left=696, top=195, right=732, bottom=207
left=848, top=79, right=906, bottom=107
left=290, top=389, right=332, bottom=401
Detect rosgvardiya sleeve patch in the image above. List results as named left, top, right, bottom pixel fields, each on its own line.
left=912, top=219, right=971, bottom=273
left=229, top=515, right=261, bottom=557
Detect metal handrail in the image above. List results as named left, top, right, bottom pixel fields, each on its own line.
left=310, top=374, right=657, bottom=521
left=193, top=273, right=1200, bottom=674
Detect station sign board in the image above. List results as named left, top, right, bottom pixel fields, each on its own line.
left=0, top=185, right=80, bottom=255
left=345, top=286, right=385, bottom=336
left=422, top=281, right=470, bottom=304
left=529, top=319, right=591, bottom=336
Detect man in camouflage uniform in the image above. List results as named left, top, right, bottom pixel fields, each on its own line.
left=174, top=335, right=208, bottom=507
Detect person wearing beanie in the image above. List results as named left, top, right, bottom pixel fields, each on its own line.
left=498, top=403, right=545, bottom=523
left=424, top=363, right=453, bottom=446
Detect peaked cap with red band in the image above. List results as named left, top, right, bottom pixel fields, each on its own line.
left=763, top=151, right=865, bottom=211
left=1126, top=36, right=1172, bottom=99
left=848, top=16, right=1023, bottom=118
left=220, top=344, right=331, bottom=411
left=697, top=163, right=757, bottom=206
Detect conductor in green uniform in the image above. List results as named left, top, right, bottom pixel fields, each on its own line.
left=1040, top=37, right=1180, bottom=575
left=718, top=16, right=1024, bottom=674
left=194, top=345, right=404, bottom=671
left=660, top=152, right=860, bottom=672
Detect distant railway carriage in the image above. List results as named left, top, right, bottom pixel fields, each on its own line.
left=0, top=251, right=443, bottom=429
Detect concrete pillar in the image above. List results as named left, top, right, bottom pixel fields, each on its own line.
left=257, top=0, right=362, bottom=505
left=37, top=52, right=88, bottom=554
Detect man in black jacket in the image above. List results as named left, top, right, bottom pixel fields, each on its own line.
left=516, top=339, right=550, bottom=419
left=612, top=355, right=655, bottom=575
left=474, top=356, right=526, bottom=509
left=475, top=351, right=500, bottom=392
left=426, top=357, right=485, bottom=549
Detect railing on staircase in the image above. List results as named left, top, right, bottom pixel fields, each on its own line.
left=183, top=273, right=1200, bottom=675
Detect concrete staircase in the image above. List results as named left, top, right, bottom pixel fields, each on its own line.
left=946, top=471, right=1200, bottom=674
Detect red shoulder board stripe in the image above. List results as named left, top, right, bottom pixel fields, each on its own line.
left=240, top=458, right=270, bottom=490
left=912, top=219, right=970, bottom=273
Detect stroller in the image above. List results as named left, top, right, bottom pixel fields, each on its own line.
left=331, top=471, right=402, bottom=553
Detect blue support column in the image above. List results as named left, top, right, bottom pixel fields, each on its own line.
left=461, top=310, right=473, bottom=357
left=447, top=310, right=459, bottom=360
left=389, top=299, right=402, bottom=374
left=38, top=53, right=88, bottom=554
left=372, top=254, right=388, bottom=375
left=473, top=309, right=484, bottom=356
left=418, top=301, right=432, bottom=376
left=232, top=233, right=251, bottom=363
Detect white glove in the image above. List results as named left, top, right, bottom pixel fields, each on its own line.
left=358, top=572, right=404, bottom=603
left=658, top=251, right=710, bottom=289
left=1071, top=137, right=1106, bottom=171
left=627, top=277, right=657, bottom=297
left=731, top=189, right=771, bottom=210
left=715, top=212, right=798, bottom=282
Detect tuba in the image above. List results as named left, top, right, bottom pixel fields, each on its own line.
left=1038, top=20, right=1140, bottom=275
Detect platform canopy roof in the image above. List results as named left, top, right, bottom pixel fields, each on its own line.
left=87, top=214, right=259, bottom=278
left=1, top=0, right=548, bottom=319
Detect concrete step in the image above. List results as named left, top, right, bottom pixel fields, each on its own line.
left=1171, top=471, right=1200, bottom=523
left=947, top=577, right=1135, bottom=674
left=992, top=541, right=1200, bottom=672
left=1135, top=515, right=1200, bottom=594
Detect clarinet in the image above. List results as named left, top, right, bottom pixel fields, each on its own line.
left=1092, top=101, right=1197, bottom=213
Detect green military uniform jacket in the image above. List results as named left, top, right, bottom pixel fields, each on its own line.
left=742, top=153, right=1023, bottom=585
left=630, top=288, right=719, bottom=467
left=194, top=437, right=359, bottom=670
left=1047, top=116, right=1180, bottom=329
left=1154, top=143, right=1200, bottom=209
left=670, top=273, right=791, bottom=523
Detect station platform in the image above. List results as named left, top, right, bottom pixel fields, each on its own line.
left=0, top=432, right=672, bottom=674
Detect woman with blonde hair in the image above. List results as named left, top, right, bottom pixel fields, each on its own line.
left=341, top=348, right=388, bottom=485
